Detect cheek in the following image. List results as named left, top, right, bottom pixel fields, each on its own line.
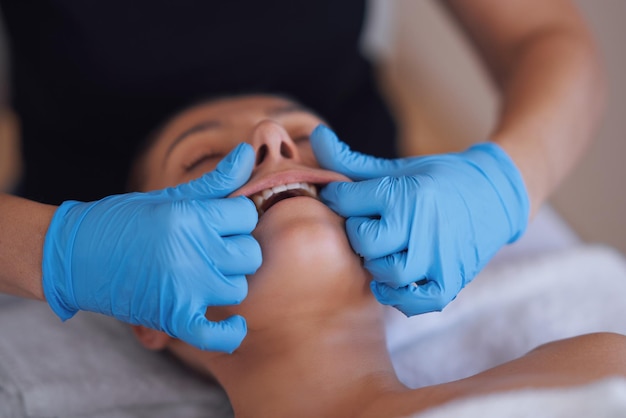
left=298, top=143, right=320, bottom=168
left=141, top=167, right=206, bottom=191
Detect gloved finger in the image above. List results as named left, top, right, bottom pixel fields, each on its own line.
left=362, top=221, right=436, bottom=283
left=202, top=273, right=249, bottom=306
left=363, top=251, right=423, bottom=286
left=174, top=143, right=256, bottom=199
left=310, top=124, right=408, bottom=180
left=319, top=179, right=385, bottom=217
left=370, top=280, right=454, bottom=316
left=345, top=216, right=408, bottom=260
left=179, top=313, right=247, bottom=353
left=214, top=235, right=262, bottom=275
left=202, top=196, right=258, bottom=236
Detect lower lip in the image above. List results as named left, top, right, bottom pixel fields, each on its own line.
left=259, top=195, right=319, bottom=217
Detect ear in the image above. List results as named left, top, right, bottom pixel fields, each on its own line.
left=130, top=325, right=173, bottom=350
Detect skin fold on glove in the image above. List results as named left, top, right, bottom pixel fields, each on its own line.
left=42, top=143, right=261, bottom=353
left=311, top=124, right=529, bottom=316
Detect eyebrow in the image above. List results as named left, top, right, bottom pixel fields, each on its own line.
left=163, top=103, right=315, bottom=165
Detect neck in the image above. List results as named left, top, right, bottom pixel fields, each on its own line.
left=206, top=302, right=407, bottom=418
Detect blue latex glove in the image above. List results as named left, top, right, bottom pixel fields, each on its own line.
left=310, top=125, right=529, bottom=316
left=42, top=143, right=261, bottom=353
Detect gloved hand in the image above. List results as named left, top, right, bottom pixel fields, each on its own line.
left=310, top=125, right=529, bottom=316
left=42, top=143, right=261, bottom=353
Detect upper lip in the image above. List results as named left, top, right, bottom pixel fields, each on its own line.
left=230, top=167, right=351, bottom=199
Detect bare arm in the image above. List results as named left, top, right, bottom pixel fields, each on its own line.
left=363, top=333, right=626, bottom=417
left=442, top=0, right=606, bottom=217
left=0, top=193, right=56, bottom=300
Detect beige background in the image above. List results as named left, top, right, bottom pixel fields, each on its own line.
left=1, top=1, right=625, bottom=255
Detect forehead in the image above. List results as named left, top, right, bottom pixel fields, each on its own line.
left=142, top=95, right=298, bottom=164
left=146, top=95, right=312, bottom=161
left=161, top=95, right=301, bottom=139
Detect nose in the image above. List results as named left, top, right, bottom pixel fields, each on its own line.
left=250, top=120, right=300, bottom=167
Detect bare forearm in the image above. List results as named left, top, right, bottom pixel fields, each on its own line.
left=0, top=193, right=56, bottom=300
left=490, top=29, right=606, bottom=217
left=443, top=0, right=607, bottom=217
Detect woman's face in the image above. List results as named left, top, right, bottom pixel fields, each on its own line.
left=141, top=94, right=344, bottom=192
left=138, top=95, right=374, bottom=337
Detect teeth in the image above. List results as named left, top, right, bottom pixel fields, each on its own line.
left=261, top=188, right=273, bottom=200
left=272, top=184, right=287, bottom=194
left=251, top=182, right=318, bottom=214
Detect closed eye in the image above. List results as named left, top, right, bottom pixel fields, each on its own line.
left=183, top=154, right=220, bottom=172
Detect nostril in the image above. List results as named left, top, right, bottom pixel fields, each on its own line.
left=256, top=144, right=268, bottom=165
left=280, top=142, right=294, bottom=159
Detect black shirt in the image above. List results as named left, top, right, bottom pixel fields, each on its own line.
left=0, top=0, right=397, bottom=204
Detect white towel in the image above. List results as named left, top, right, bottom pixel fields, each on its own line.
left=385, top=244, right=626, bottom=388
left=409, top=377, right=626, bottom=418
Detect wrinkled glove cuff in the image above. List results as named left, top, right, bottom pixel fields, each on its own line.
left=42, top=200, right=85, bottom=321
left=464, top=142, right=530, bottom=243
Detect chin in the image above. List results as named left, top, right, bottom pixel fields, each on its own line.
left=253, top=196, right=353, bottom=264
left=229, top=196, right=371, bottom=325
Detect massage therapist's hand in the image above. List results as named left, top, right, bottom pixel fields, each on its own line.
left=42, top=143, right=261, bottom=353
left=311, top=125, right=529, bottom=316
